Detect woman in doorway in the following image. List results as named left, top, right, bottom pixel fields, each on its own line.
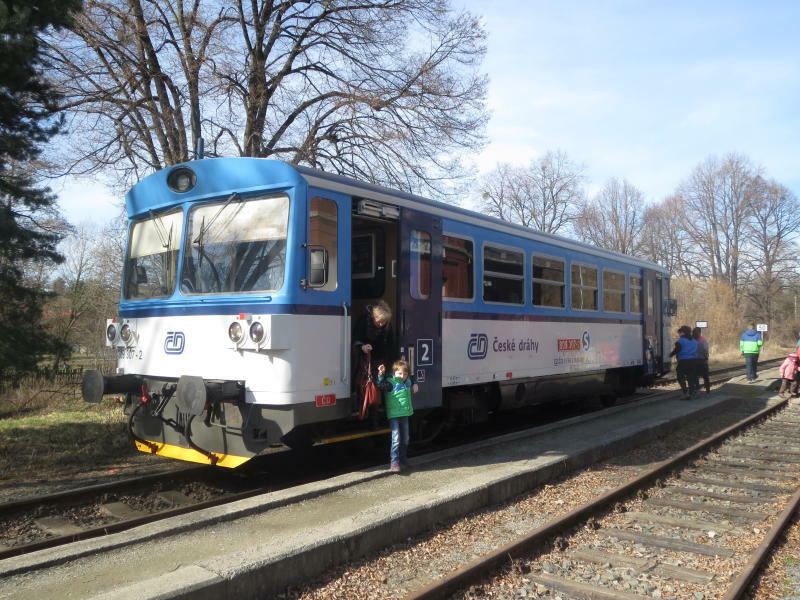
left=352, top=300, right=395, bottom=417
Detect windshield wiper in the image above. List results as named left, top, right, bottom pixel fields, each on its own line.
left=148, top=210, right=173, bottom=249
left=192, top=192, right=241, bottom=244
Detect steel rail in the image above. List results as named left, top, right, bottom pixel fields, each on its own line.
left=0, top=465, right=208, bottom=518
left=0, top=486, right=270, bottom=561
left=721, top=485, right=800, bottom=600
left=403, top=398, right=790, bottom=600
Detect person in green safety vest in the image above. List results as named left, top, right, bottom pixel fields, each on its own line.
left=739, top=323, right=763, bottom=382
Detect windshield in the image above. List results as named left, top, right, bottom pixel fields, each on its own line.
left=181, top=194, right=289, bottom=294
left=124, top=210, right=182, bottom=299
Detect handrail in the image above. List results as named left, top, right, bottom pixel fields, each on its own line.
left=341, top=301, right=350, bottom=383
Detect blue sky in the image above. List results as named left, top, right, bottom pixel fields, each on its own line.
left=57, top=0, right=800, bottom=225
left=458, top=0, right=800, bottom=202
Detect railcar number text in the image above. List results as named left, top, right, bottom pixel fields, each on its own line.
left=118, top=348, right=144, bottom=360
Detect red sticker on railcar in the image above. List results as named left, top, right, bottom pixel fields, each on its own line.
left=558, top=338, right=581, bottom=352
left=315, top=394, right=336, bottom=407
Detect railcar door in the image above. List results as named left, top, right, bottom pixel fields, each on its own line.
left=642, top=268, right=665, bottom=373
left=398, top=209, right=442, bottom=410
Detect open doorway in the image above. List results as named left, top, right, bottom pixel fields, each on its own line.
left=351, top=215, right=398, bottom=327
left=350, top=211, right=399, bottom=404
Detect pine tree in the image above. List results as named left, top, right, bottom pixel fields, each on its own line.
left=0, top=0, right=82, bottom=381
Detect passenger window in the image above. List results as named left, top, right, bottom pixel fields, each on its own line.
left=571, top=263, right=598, bottom=310
left=308, top=197, right=338, bottom=291
left=483, top=245, right=524, bottom=304
left=532, top=255, right=565, bottom=308
left=410, top=230, right=431, bottom=299
left=603, top=270, right=625, bottom=312
left=630, top=275, right=642, bottom=313
left=443, top=235, right=474, bottom=300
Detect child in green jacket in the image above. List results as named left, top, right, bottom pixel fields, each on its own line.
left=377, top=360, right=418, bottom=472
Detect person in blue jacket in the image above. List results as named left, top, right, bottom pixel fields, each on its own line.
left=739, top=323, right=763, bottom=382
left=669, top=325, right=699, bottom=399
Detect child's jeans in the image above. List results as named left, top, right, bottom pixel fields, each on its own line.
left=389, top=416, right=410, bottom=464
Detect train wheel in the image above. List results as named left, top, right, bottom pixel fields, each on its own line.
left=281, top=427, right=314, bottom=450
left=600, top=394, right=617, bottom=407
left=411, top=409, right=446, bottom=445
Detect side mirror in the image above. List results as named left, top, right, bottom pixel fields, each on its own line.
left=665, top=299, right=678, bottom=316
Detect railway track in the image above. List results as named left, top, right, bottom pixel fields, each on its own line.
left=0, top=438, right=392, bottom=559
left=402, top=398, right=800, bottom=600
left=0, top=465, right=269, bottom=559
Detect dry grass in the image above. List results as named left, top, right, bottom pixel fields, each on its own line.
left=0, top=381, right=137, bottom=483
left=0, top=381, right=81, bottom=418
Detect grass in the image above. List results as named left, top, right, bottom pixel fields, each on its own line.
left=0, top=390, right=138, bottom=482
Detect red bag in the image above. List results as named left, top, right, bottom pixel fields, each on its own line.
left=359, top=352, right=381, bottom=420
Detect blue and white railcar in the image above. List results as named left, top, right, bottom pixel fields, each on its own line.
left=83, top=158, right=673, bottom=467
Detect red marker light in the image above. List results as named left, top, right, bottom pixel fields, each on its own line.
left=139, top=384, right=150, bottom=404
left=506, top=372, right=513, bottom=378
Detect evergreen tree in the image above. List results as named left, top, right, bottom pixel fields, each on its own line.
left=0, top=0, right=82, bottom=381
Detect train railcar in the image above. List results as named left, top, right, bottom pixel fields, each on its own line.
left=82, top=158, right=674, bottom=467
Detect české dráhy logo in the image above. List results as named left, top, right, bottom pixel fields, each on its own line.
left=467, top=333, right=488, bottom=360
left=164, top=331, right=186, bottom=354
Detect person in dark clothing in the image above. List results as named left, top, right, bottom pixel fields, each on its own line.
left=692, top=327, right=710, bottom=394
left=352, top=300, right=395, bottom=415
left=670, top=325, right=699, bottom=399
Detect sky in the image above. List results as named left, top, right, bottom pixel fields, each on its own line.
left=456, top=0, right=800, bottom=202
left=57, top=0, right=800, bottom=225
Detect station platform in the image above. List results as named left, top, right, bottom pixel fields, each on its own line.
left=0, top=377, right=782, bottom=600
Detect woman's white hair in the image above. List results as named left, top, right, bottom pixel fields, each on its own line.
left=372, top=300, right=392, bottom=322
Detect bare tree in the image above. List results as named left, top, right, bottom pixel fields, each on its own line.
left=45, top=0, right=232, bottom=182
left=478, top=151, right=583, bottom=234
left=639, top=195, right=701, bottom=279
left=45, top=0, right=488, bottom=195
left=573, top=178, right=644, bottom=255
left=740, top=178, right=800, bottom=324
left=478, top=162, right=523, bottom=224
left=677, top=153, right=761, bottom=297
left=45, top=225, right=122, bottom=366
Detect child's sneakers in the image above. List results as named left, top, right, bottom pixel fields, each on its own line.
left=390, top=461, right=401, bottom=472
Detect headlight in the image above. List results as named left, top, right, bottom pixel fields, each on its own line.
left=106, top=324, right=117, bottom=343
left=166, top=167, right=196, bottom=193
left=228, top=321, right=243, bottom=344
left=120, top=324, right=132, bottom=343
left=249, top=321, right=265, bottom=344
